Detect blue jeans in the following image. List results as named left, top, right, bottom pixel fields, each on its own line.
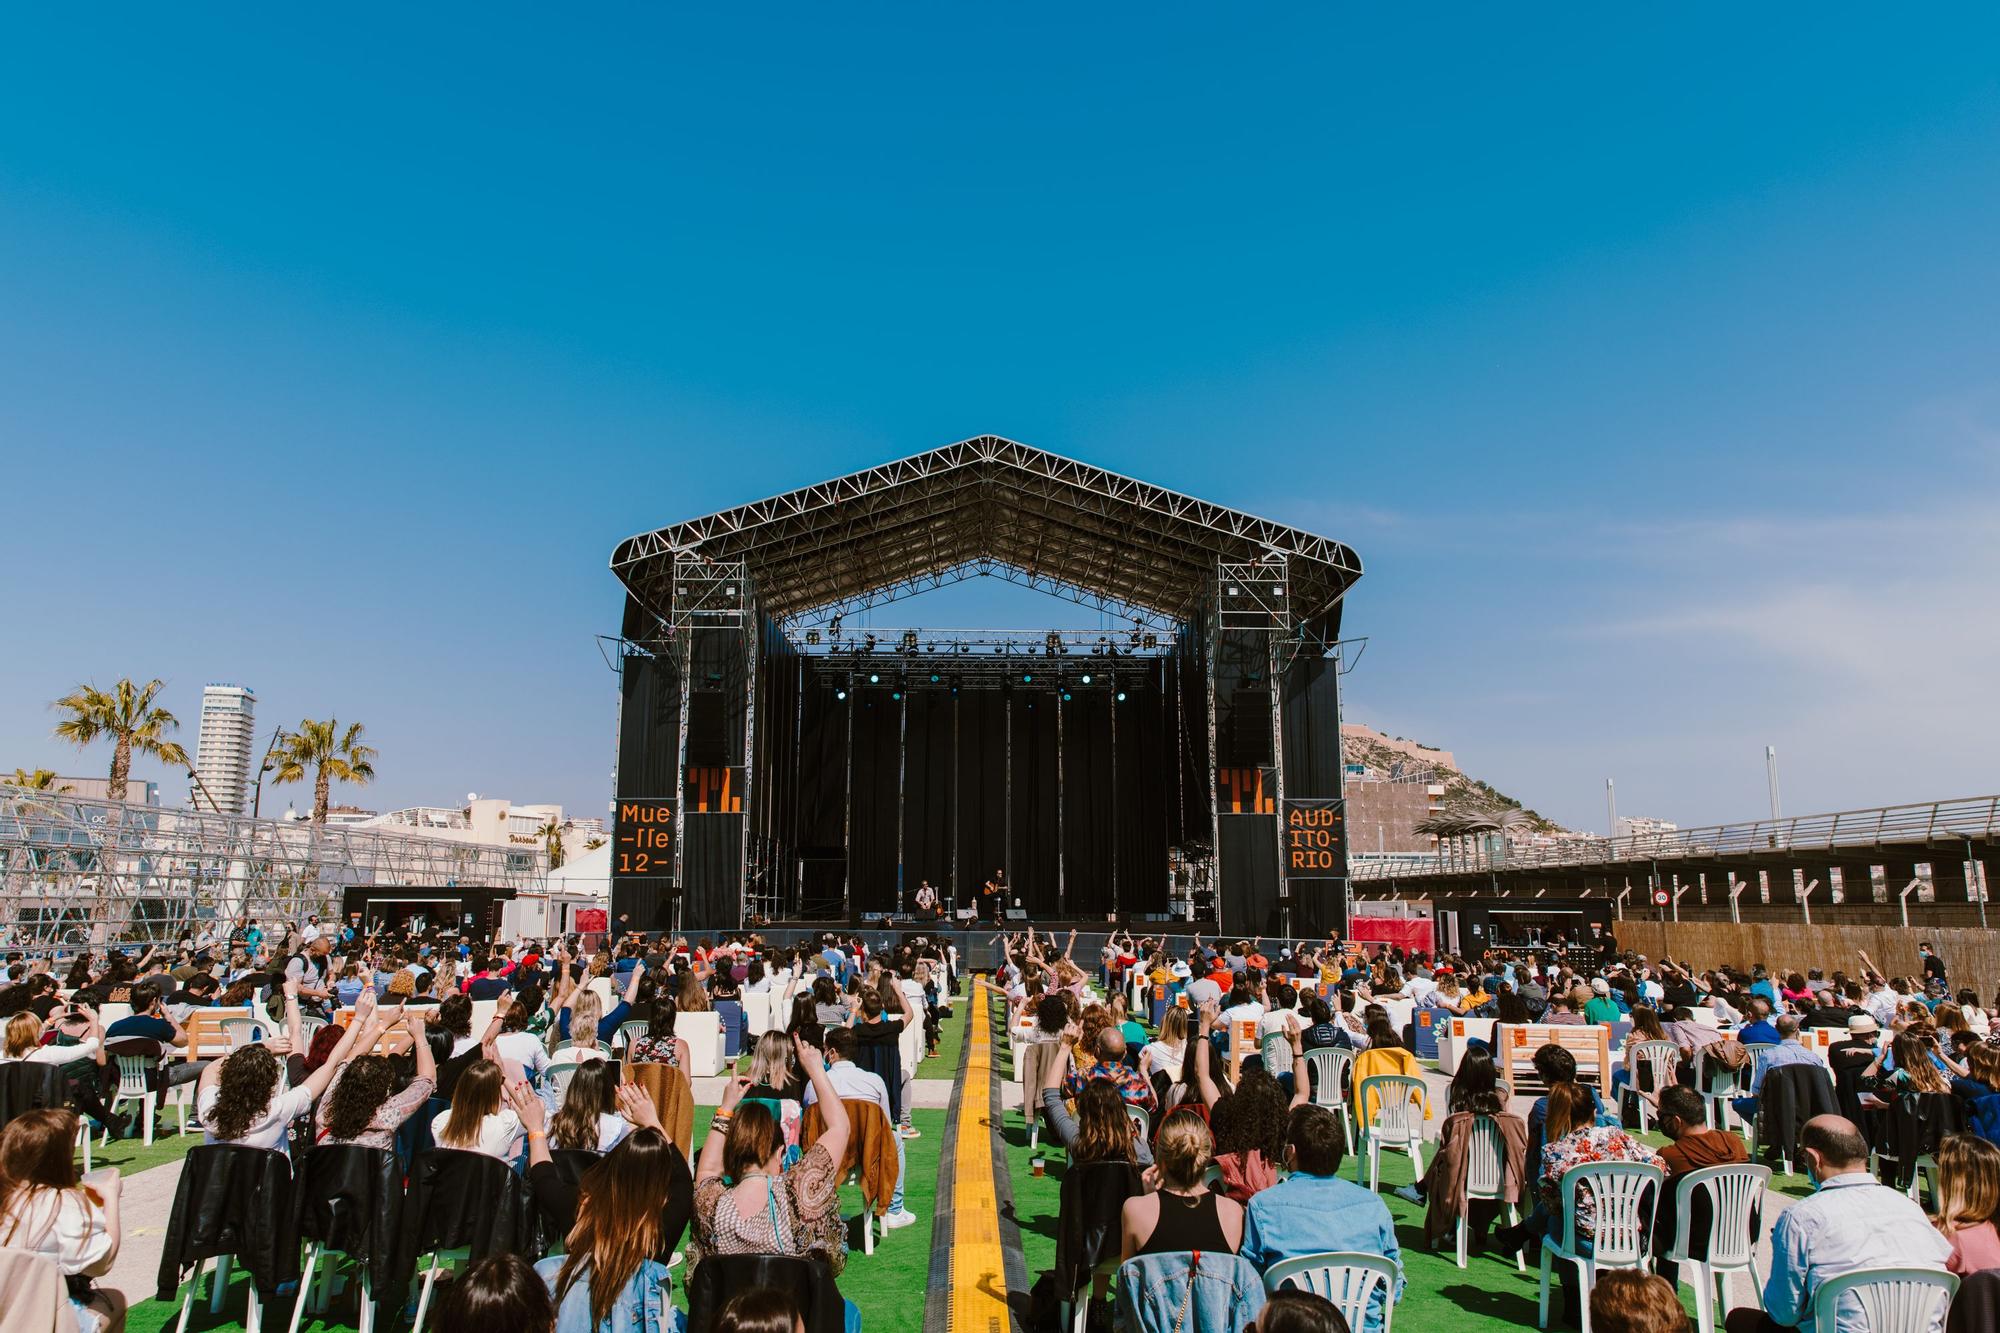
left=890, top=1127, right=907, bottom=1214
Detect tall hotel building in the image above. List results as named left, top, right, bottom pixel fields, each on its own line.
left=192, top=684, right=256, bottom=814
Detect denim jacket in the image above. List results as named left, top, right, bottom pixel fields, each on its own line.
left=1114, top=1251, right=1265, bottom=1333
left=535, top=1255, right=682, bottom=1333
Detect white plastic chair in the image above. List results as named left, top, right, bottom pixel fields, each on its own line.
left=613, top=1019, right=650, bottom=1053
left=1059, top=1257, right=1119, bottom=1333
left=1260, top=1030, right=1294, bottom=1073
left=1458, top=1115, right=1524, bottom=1273
left=104, top=1045, right=162, bottom=1146
left=222, top=1019, right=264, bottom=1049
left=1355, top=1075, right=1425, bottom=1192
left=673, top=1011, right=723, bottom=1076
left=545, top=1063, right=580, bottom=1102
left=1624, top=1041, right=1680, bottom=1132
left=1809, top=1266, right=1957, bottom=1333
left=290, top=1242, right=375, bottom=1333
left=1697, top=1049, right=1747, bottom=1133
left=1536, top=1159, right=1663, bottom=1333
left=297, top=1014, right=329, bottom=1048
left=1265, top=1251, right=1400, bottom=1333
left=1666, top=1163, right=1769, bottom=1333
left=178, top=1253, right=265, bottom=1333
left=1302, top=1048, right=1356, bottom=1153
left=1123, top=1103, right=1150, bottom=1143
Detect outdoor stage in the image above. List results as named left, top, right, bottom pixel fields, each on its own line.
left=604, top=437, right=1365, bottom=940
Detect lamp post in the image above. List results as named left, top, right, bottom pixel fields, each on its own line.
left=251, top=728, right=289, bottom=821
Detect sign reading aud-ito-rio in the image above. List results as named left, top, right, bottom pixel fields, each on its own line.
left=1283, top=798, right=1347, bottom=875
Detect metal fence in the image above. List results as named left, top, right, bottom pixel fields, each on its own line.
left=1351, top=794, right=2000, bottom=882
left=0, top=788, right=547, bottom=948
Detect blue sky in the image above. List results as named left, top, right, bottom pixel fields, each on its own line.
left=3, top=8, right=1996, bottom=832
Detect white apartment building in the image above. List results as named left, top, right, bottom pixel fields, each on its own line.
left=1616, top=815, right=1679, bottom=840
left=192, top=684, right=256, bottom=814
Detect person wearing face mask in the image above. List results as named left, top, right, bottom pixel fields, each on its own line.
left=1724, top=1114, right=1949, bottom=1333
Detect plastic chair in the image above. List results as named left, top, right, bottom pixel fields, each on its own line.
left=1810, top=1266, right=1957, bottom=1333
left=1458, top=1115, right=1524, bottom=1273
left=1302, top=1048, right=1356, bottom=1153
left=159, top=1145, right=298, bottom=1333
left=297, top=1015, right=329, bottom=1048
left=403, top=1149, right=540, bottom=1333
left=613, top=1020, right=650, bottom=1053
left=1666, top=1163, right=1769, bottom=1333
left=1355, top=1075, right=1425, bottom=1192
left=1536, top=1160, right=1663, bottom=1333
left=288, top=1145, right=402, bottom=1333
left=1123, top=1102, right=1150, bottom=1143
left=1260, top=1030, right=1294, bottom=1074
left=223, top=1019, right=264, bottom=1049
left=104, top=1037, right=165, bottom=1146
left=1624, top=1041, right=1680, bottom=1132
left=1265, top=1251, right=1400, bottom=1333
left=546, top=1062, right=580, bottom=1102
left=1697, top=1049, right=1749, bottom=1133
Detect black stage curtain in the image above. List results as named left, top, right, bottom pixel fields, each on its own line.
left=1113, top=668, right=1171, bottom=915
left=956, top=692, right=1009, bottom=915
left=1009, top=694, right=1060, bottom=915
left=902, top=692, right=956, bottom=905
left=794, top=688, right=849, bottom=855
left=682, top=814, right=742, bottom=929
left=751, top=635, right=802, bottom=909
left=1280, top=652, right=1343, bottom=800
left=1060, top=693, right=1114, bottom=916
left=848, top=693, right=903, bottom=914
left=1219, top=815, right=1280, bottom=938
left=616, top=645, right=681, bottom=801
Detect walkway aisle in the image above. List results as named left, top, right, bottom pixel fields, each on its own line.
left=926, top=980, right=1015, bottom=1333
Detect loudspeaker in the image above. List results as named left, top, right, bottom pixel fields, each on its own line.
left=685, top=695, right=729, bottom=765
left=1221, top=689, right=1274, bottom=766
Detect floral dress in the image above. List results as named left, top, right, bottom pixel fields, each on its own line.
left=1538, top=1125, right=1662, bottom=1238
left=692, top=1141, right=846, bottom=1275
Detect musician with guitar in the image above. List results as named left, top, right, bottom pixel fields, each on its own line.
left=982, top=867, right=1007, bottom=922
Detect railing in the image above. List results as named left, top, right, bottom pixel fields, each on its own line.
left=1350, top=794, right=2000, bottom=881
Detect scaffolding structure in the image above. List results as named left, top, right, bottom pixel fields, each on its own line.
left=0, top=788, right=547, bottom=949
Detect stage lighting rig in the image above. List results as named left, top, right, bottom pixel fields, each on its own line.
left=901, top=630, right=919, bottom=652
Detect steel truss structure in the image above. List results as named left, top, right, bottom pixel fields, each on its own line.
left=0, top=788, right=546, bottom=949
left=611, top=436, right=1364, bottom=636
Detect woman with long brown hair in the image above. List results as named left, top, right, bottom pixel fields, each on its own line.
left=0, top=1108, right=125, bottom=1333
left=549, top=1060, right=628, bottom=1153
left=692, top=1034, right=853, bottom=1303
left=505, top=1080, right=693, bottom=1329
left=200, top=980, right=386, bottom=1149
left=431, top=1059, right=524, bottom=1160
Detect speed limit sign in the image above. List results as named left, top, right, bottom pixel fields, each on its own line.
left=1651, top=889, right=1670, bottom=907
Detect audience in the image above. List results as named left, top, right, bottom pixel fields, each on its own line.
left=434, top=1253, right=556, bottom=1333
left=1587, top=1271, right=1685, bottom=1333
left=433, top=1059, right=526, bottom=1160
left=1932, top=1133, right=2000, bottom=1277
left=1251, top=1290, right=1351, bottom=1333
left=1119, top=1109, right=1242, bottom=1259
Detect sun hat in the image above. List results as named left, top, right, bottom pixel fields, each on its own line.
left=1847, top=1014, right=1879, bottom=1034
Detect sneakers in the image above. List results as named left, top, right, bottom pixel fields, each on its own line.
left=899, top=1124, right=922, bottom=1139
left=1391, top=1184, right=1423, bottom=1206
left=882, top=1208, right=920, bottom=1231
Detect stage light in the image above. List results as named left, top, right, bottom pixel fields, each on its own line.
left=1143, top=633, right=1158, bottom=650
left=901, top=630, right=919, bottom=652
left=1116, top=690, right=1127, bottom=701
left=868, top=673, right=881, bottom=684
left=929, top=674, right=941, bottom=684
left=1062, top=690, right=1073, bottom=701
left=1022, top=673, right=1033, bottom=683
left=1080, top=673, right=1092, bottom=685
left=891, top=690, right=902, bottom=701
left=835, top=689, right=847, bottom=700
left=805, top=629, right=820, bottom=645
left=864, top=634, right=876, bottom=651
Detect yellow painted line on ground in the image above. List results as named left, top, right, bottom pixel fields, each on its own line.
left=949, top=987, right=1010, bottom=1333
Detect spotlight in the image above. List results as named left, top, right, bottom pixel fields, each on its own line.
left=1022, top=673, right=1033, bottom=684
left=1116, top=690, right=1127, bottom=701
left=891, top=690, right=902, bottom=701
left=868, top=673, right=881, bottom=685
left=1080, top=673, right=1092, bottom=685
left=901, top=630, right=919, bottom=652
left=805, top=629, right=821, bottom=646
left=835, top=688, right=848, bottom=700
left=1143, top=633, right=1158, bottom=650
left=864, top=634, right=876, bottom=652
left=929, top=674, right=941, bottom=684
left=1062, top=690, right=1073, bottom=701
left=828, top=614, right=843, bottom=635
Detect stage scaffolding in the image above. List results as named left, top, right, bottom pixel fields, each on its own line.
left=608, top=435, right=1365, bottom=934
left=0, top=789, right=546, bottom=949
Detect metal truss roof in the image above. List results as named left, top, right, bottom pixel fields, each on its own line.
left=610, top=435, right=1364, bottom=629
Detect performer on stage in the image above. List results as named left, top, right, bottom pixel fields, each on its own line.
left=914, top=879, right=940, bottom=921
left=982, top=868, right=1007, bottom=922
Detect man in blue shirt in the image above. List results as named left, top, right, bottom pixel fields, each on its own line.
left=1734, top=996, right=1781, bottom=1047
left=1242, top=1105, right=1402, bottom=1333
left=1731, top=1015, right=1829, bottom=1125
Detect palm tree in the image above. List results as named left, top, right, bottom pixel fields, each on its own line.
left=271, top=719, right=378, bottom=823
left=540, top=820, right=567, bottom=869
left=51, top=678, right=189, bottom=802
left=6, top=768, right=69, bottom=792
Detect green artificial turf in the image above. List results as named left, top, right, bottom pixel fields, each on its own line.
left=88, top=1121, right=205, bottom=1177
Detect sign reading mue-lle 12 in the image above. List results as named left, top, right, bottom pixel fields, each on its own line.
left=613, top=798, right=676, bottom=882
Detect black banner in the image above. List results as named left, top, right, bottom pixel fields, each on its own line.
left=1282, top=797, right=1347, bottom=877
left=611, top=797, right=677, bottom=935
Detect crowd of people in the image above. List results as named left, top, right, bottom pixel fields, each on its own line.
left=989, top=926, right=2000, bottom=1332
left=0, top=920, right=961, bottom=1333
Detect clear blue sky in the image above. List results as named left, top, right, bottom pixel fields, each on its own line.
left=4, top=8, right=1997, bottom=832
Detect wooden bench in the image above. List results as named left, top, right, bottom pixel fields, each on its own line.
left=1493, top=1022, right=1613, bottom=1094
